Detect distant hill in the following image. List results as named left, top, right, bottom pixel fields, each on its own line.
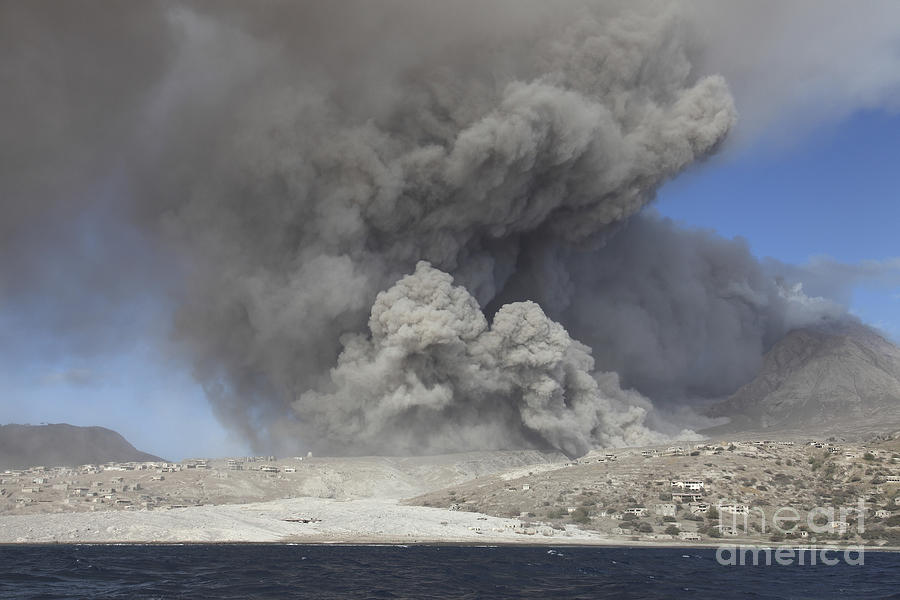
left=707, top=322, right=900, bottom=434
left=0, top=423, right=164, bottom=470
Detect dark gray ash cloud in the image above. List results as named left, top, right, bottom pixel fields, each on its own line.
left=2, top=1, right=899, bottom=455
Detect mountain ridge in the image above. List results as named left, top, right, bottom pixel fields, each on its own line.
left=0, top=423, right=164, bottom=470
left=706, top=321, right=900, bottom=434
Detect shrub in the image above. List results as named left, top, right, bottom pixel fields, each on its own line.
left=570, top=507, right=591, bottom=524
left=664, top=525, right=680, bottom=536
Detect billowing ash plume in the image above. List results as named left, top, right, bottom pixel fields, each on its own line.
left=155, top=1, right=736, bottom=453
left=4, top=2, right=897, bottom=456
left=296, top=261, right=685, bottom=456
left=493, top=214, right=848, bottom=404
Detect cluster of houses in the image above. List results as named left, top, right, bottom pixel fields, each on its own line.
left=557, top=438, right=899, bottom=543
left=1, top=454, right=320, bottom=514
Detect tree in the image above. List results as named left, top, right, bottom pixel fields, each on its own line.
left=571, top=507, right=591, bottom=524
left=637, top=522, right=653, bottom=533
left=664, top=525, right=680, bottom=536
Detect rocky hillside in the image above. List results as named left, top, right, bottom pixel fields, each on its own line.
left=707, top=322, right=900, bottom=433
left=0, top=423, right=163, bottom=469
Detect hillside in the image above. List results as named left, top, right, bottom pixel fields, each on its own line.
left=0, top=423, right=163, bottom=470
left=707, top=322, right=900, bottom=434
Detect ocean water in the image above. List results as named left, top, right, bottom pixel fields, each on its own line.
left=1, top=544, right=898, bottom=599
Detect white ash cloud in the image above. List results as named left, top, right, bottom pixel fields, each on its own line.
left=2, top=2, right=898, bottom=455
left=684, top=0, right=900, bottom=143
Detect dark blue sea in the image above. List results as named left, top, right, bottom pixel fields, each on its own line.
left=1, top=544, right=898, bottom=599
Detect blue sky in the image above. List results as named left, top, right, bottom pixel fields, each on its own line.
left=2, top=110, right=898, bottom=461
left=656, top=109, right=900, bottom=342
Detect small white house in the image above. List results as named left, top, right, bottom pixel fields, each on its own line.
left=671, top=480, right=705, bottom=491
left=716, top=525, right=739, bottom=536
left=718, top=503, right=749, bottom=515
left=689, top=503, right=711, bottom=515
left=673, top=493, right=704, bottom=503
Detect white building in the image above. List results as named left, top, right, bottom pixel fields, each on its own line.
left=671, top=480, right=705, bottom=491
left=718, top=503, right=750, bottom=515
left=673, top=493, right=703, bottom=503
left=716, top=525, right=739, bottom=536
left=689, top=503, right=711, bottom=515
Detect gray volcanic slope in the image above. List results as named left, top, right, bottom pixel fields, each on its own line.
left=708, top=322, right=900, bottom=433
left=0, top=423, right=163, bottom=469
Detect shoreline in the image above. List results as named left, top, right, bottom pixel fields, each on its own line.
left=2, top=495, right=897, bottom=551
left=1, top=539, right=897, bottom=553
left=1, top=542, right=897, bottom=554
